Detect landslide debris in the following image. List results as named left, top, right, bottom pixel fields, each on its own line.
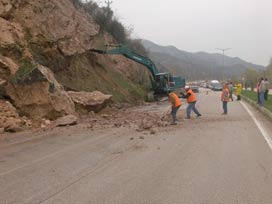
left=0, top=0, right=150, bottom=133
left=0, top=99, right=31, bottom=132
left=6, top=63, right=76, bottom=120
left=68, top=91, right=112, bottom=113
left=80, top=107, right=170, bottom=135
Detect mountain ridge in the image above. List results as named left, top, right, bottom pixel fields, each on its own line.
left=141, top=39, right=264, bottom=80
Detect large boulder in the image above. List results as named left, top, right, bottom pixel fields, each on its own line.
left=54, top=115, right=78, bottom=127
left=6, top=63, right=76, bottom=119
left=68, top=91, right=112, bottom=113
left=9, top=0, right=99, bottom=56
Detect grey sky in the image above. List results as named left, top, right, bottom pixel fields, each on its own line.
left=105, top=0, right=272, bottom=66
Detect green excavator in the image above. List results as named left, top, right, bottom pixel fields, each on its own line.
left=91, top=45, right=185, bottom=97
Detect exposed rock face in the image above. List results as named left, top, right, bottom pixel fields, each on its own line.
left=68, top=91, right=112, bottom=113
left=10, top=0, right=99, bottom=56
left=0, top=56, right=18, bottom=79
left=0, top=0, right=13, bottom=18
left=0, top=17, right=23, bottom=46
left=6, top=64, right=76, bottom=120
left=0, top=99, right=31, bottom=132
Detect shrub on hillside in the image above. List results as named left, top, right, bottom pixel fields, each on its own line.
left=77, top=0, right=128, bottom=44
left=127, top=39, right=149, bottom=56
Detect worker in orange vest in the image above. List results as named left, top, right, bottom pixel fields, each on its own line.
left=221, top=84, right=230, bottom=114
left=181, top=86, right=202, bottom=119
left=168, top=91, right=182, bottom=125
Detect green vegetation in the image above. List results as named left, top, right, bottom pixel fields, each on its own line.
left=242, top=90, right=272, bottom=112
left=76, top=0, right=148, bottom=54
left=244, top=69, right=260, bottom=91
left=55, top=54, right=146, bottom=103
left=243, top=58, right=272, bottom=91
left=10, top=59, right=48, bottom=85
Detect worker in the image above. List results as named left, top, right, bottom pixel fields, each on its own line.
left=258, top=77, right=266, bottom=106
left=221, top=84, right=230, bottom=115
left=256, top=78, right=261, bottom=104
left=181, top=86, right=202, bottom=119
left=264, top=78, right=270, bottom=101
left=228, top=82, right=234, bottom=101
left=168, top=91, right=182, bottom=125
left=236, top=82, right=242, bottom=101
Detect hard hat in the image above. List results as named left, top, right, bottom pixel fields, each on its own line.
left=185, top=85, right=190, bottom=89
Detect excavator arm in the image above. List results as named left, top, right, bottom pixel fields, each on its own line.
left=90, top=45, right=185, bottom=95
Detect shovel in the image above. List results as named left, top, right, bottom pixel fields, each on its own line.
left=161, top=106, right=172, bottom=121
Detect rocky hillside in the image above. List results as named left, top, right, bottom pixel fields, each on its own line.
left=142, top=39, right=264, bottom=81
left=0, top=0, right=150, bottom=132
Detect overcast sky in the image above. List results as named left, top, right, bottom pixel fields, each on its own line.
left=101, top=0, right=271, bottom=66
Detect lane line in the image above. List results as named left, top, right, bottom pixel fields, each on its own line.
left=240, top=101, right=272, bottom=150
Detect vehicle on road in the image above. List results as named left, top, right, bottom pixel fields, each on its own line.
left=190, top=85, right=199, bottom=93
left=207, top=80, right=222, bottom=91
left=212, top=82, right=223, bottom=91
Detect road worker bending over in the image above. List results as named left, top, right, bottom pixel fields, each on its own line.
left=167, top=91, right=182, bottom=125
left=181, top=86, right=202, bottom=119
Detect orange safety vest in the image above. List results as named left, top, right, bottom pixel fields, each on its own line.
left=187, top=89, right=196, bottom=103
left=169, top=93, right=182, bottom=107
left=221, top=88, right=229, bottom=102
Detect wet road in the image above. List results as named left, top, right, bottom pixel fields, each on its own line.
left=1, top=89, right=272, bottom=204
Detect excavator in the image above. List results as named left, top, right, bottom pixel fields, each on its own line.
left=91, top=45, right=185, bottom=97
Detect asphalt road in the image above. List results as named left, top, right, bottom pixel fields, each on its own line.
left=1, top=89, right=272, bottom=204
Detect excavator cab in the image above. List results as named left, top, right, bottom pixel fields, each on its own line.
left=154, top=73, right=184, bottom=94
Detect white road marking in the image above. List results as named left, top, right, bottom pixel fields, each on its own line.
left=240, top=101, right=272, bottom=150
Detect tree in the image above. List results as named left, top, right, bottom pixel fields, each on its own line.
left=265, top=57, right=272, bottom=84
left=244, top=69, right=259, bottom=91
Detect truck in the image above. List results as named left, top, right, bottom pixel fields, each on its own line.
left=91, top=45, right=185, bottom=97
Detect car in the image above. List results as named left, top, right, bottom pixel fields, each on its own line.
left=212, top=82, right=222, bottom=91
left=191, top=85, right=199, bottom=93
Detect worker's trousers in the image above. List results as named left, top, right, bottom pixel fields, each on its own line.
left=259, top=92, right=265, bottom=106
left=222, top=101, right=228, bottom=114
left=229, top=92, right=233, bottom=101
left=264, top=90, right=269, bottom=101
left=171, top=105, right=180, bottom=122
left=186, top=102, right=201, bottom=118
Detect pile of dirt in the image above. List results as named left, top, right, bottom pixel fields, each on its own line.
left=79, top=108, right=170, bottom=135
left=0, top=99, right=31, bottom=132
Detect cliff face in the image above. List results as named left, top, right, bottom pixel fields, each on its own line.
left=0, top=0, right=150, bottom=131
left=1, top=0, right=100, bottom=56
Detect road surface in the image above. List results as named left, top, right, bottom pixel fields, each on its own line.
left=1, top=89, right=272, bottom=204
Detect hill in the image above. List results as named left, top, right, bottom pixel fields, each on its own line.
left=142, top=39, right=264, bottom=81
left=0, top=0, right=151, bottom=131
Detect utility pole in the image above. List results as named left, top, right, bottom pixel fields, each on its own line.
left=105, top=0, right=113, bottom=8
left=215, top=48, right=232, bottom=69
